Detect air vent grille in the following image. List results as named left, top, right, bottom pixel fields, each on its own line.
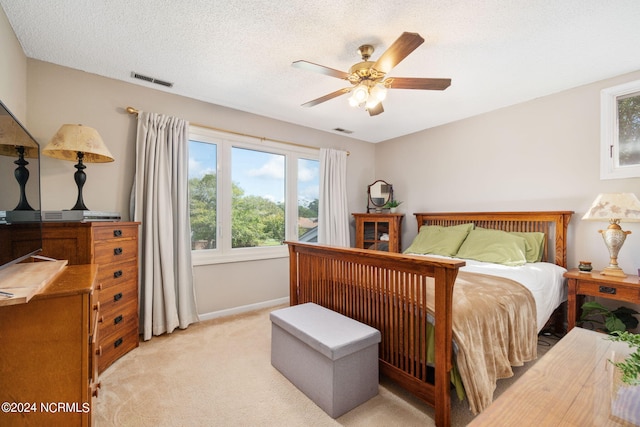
left=333, top=127, right=353, bottom=134
left=131, top=72, right=174, bottom=88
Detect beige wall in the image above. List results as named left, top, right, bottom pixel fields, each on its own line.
left=0, top=6, right=27, bottom=121
left=24, top=60, right=375, bottom=316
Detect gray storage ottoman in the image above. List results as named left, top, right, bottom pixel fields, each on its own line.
left=270, top=302, right=381, bottom=418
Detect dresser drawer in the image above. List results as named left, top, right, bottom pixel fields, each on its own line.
left=98, top=278, right=137, bottom=314
left=93, top=224, right=138, bottom=242
left=576, top=280, right=640, bottom=301
left=98, top=300, right=138, bottom=339
left=94, top=239, right=138, bottom=264
left=98, top=327, right=140, bottom=373
left=97, top=259, right=137, bottom=291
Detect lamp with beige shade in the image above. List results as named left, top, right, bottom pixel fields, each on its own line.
left=582, top=192, right=640, bottom=277
left=42, top=124, right=114, bottom=211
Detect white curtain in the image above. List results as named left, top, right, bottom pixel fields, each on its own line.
left=131, top=111, right=199, bottom=341
left=318, top=148, right=350, bottom=246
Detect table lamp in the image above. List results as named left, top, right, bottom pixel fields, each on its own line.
left=0, top=116, right=40, bottom=210
left=42, top=124, right=114, bottom=210
left=582, top=193, right=640, bottom=277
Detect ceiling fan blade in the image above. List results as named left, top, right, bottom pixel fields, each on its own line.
left=373, top=32, right=425, bottom=74
left=386, top=77, right=451, bottom=90
left=292, top=60, right=350, bottom=80
left=301, top=88, right=352, bottom=107
left=367, top=103, right=384, bottom=116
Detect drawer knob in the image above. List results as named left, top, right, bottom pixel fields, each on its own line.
left=114, top=337, right=123, bottom=348
left=93, top=301, right=100, bottom=311
left=113, top=270, right=123, bottom=279
left=599, top=285, right=617, bottom=295
left=96, top=346, right=103, bottom=356
left=113, top=229, right=122, bottom=237
left=114, top=247, right=123, bottom=256
left=113, top=292, right=123, bottom=302
left=98, top=316, right=104, bottom=324
left=114, top=315, right=123, bottom=325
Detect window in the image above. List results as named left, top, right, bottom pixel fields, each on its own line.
left=188, top=126, right=319, bottom=264
left=601, top=80, right=640, bottom=179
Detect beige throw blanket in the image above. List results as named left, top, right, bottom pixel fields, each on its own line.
left=428, top=271, right=538, bottom=414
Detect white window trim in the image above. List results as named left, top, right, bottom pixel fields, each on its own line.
left=189, top=125, right=319, bottom=265
left=600, top=79, right=640, bottom=180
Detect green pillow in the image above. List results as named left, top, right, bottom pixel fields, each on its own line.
left=455, top=228, right=527, bottom=266
left=511, top=231, right=545, bottom=263
left=404, top=223, right=474, bottom=257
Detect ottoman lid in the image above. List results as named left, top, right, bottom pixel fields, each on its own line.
left=270, top=303, right=381, bottom=360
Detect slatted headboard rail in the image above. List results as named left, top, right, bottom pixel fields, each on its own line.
left=414, top=211, right=573, bottom=267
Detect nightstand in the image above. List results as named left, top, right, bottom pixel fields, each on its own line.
left=564, top=269, right=640, bottom=331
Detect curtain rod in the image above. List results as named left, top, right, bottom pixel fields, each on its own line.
left=125, top=106, right=349, bottom=155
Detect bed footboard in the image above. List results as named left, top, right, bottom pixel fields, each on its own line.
left=286, top=241, right=464, bottom=427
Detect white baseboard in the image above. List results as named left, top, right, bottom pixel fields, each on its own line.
left=197, top=297, right=289, bottom=322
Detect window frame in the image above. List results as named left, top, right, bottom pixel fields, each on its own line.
left=189, top=126, right=319, bottom=266
left=600, top=79, right=640, bottom=180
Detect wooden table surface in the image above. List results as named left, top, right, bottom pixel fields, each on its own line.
left=469, top=327, right=638, bottom=426
left=0, top=260, right=68, bottom=306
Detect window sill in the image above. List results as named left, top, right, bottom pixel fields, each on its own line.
left=191, top=245, right=288, bottom=266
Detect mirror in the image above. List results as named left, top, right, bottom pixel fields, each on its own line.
left=367, top=179, right=393, bottom=212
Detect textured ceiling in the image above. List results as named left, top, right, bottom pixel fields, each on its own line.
left=2, top=1, right=640, bottom=143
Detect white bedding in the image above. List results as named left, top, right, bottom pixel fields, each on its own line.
left=414, top=255, right=567, bottom=332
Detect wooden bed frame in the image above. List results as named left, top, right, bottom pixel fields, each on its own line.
left=286, top=211, right=572, bottom=427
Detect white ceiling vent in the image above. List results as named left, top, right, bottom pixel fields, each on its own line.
left=333, top=127, right=353, bottom=134
left=130, top=72, right=174, bottom=88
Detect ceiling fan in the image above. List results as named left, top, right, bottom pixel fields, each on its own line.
left=292, top=32, right=451, bottom=116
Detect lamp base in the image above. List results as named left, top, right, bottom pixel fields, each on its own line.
left=601, top=265, right=627, bottom=278
left=598, top=221, right=631, bottom=279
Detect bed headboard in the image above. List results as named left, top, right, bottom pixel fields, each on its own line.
left=414, top=211, right=573, bottom=268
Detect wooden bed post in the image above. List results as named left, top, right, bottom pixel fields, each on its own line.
left=288, top=244, right=298, bottom=306
left=434, top=267, right=458, bottom=427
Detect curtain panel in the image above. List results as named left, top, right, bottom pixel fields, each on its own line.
left=131, top=111, right=199, bottom=341
left=318, top=148, right=350, bottom=246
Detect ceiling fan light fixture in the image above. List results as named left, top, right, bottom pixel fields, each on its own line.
left=365, top=94, right=381, bottom=109
left=352, top=84, right=369, bottom=105
left=370, top=84, right=387, bottom=102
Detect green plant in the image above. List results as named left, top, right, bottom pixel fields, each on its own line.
left=384, top=200, right=402, bottom=208
left=580, top=301, right=639, bottom=333
left=608, top=331, right=640, bottom=386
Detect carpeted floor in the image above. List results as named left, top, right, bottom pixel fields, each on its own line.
left=94, top=304, right=560, bottom=427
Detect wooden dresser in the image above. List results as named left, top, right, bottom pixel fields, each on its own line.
left=0, top=264, right=99, bottom=427
left=353, top=213, right=404, bottom=253
left=42, top=221, right=140, bottom=374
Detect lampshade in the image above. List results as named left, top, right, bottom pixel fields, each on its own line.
left=582, top=192, right=640, bottom=277
left=42, top=124, right=114, bottom=211
left=582, top=193, right=640, bottom=222
left=0, top=115, right=39, bottom=158
left=43, top=124, right=114, bottom=163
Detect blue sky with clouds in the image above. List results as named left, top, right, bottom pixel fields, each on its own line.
left=188, top=141, right=318, bottom=205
